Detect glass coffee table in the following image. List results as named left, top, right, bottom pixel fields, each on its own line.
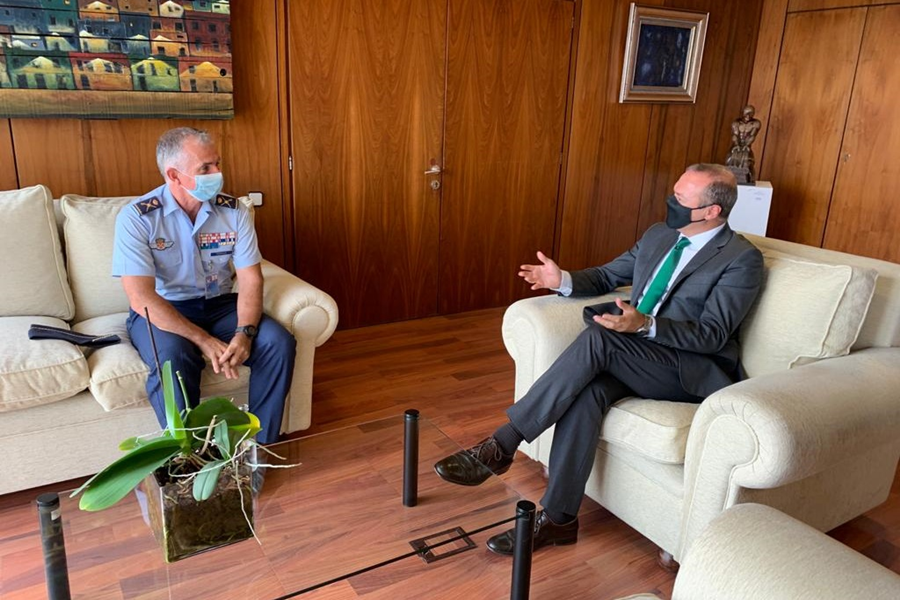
left=16, top=413, right=536, bottom=599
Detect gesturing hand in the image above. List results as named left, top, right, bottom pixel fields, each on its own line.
left=518, top=251, right=562, bottom=290
left=593, top=298, right=647, bottom=333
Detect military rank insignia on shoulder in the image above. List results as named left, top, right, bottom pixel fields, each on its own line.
left=134, top=196, right=162, bottom=216
left=215, top=193, right=237, bottom=209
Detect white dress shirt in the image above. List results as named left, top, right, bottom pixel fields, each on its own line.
left=554, top=223, right=726, bottom=337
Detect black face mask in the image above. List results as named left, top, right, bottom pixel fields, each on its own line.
left=665, top=195, right=717, bottom=229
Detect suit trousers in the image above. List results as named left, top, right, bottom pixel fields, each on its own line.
left=506, top=324, right=704, bottom=516
left=127, top=293, right=296, bottom=445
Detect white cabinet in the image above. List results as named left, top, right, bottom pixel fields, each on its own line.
left=729, top=181, right=772, bottom=236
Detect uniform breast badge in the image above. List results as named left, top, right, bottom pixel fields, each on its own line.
left=150, top=238, right=175, bottom=251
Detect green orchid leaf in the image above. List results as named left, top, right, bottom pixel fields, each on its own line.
left=72, top=437, right=182, bottom=511
left=118, top=435, right=168, bottom=451
left=184, top=397, right=250, bottom=431
left=162, top=362, right=187, bottom=446
left=229, top=411, right=261, bottom=444
left=192, top=459, right=226, bottom=501
left=119, top=437, right=141, bottom=451
left=214, top=419, right=231, bottom=460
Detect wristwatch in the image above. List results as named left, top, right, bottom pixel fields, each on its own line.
left=235, top=324, right=258, bottom=339
left=635, top=314, right=653, bottom=335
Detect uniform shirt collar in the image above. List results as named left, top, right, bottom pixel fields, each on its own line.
left=160, top=183, right=212, bottom=222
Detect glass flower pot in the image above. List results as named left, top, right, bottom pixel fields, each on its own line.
left=141, top=456, right=256, bottom=563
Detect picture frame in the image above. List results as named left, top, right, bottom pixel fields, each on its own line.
left=619, top=3, right=709, bottom=103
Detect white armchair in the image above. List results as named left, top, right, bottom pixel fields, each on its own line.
left=619, top=504, right=900, bottom=600
left=502, top=234, right=900, bottom=562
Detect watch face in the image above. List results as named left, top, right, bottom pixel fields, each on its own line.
left=238, top=325, right=258, bottom=337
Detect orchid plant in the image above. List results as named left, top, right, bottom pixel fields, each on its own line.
left=71, top=361, right=262, bottom=512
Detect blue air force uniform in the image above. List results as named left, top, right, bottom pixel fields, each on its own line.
left=112, top=184, right=295, bottom=444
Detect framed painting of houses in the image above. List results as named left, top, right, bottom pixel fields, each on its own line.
left=0, top=0, right=233, bottom=119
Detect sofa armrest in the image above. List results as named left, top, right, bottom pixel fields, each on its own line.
left=261, top=260, right=338, bottom=347
left=679, top=347, right=900, bottom=555
left=673, top=504, right=900, bottom=600
left=260, top=260, right=339, bottom=433
left=502, top=290, right=630, bottom=401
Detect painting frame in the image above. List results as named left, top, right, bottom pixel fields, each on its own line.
left=619, top=3, right=709, bottom=104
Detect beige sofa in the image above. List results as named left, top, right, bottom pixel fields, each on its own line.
left=502, top=233, right=900, bottom=562
left=619, top=504, right=900, bottom=600
left=0, top=185, right=338, bottom=495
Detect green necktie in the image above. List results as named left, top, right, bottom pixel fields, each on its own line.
left=636, top=237, right=691, bottom=314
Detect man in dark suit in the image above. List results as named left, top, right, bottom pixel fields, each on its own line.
left=434, top=163, right=764, bottom=555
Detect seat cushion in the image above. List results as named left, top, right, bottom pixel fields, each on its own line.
left=60, top=195, right=135, bottom=322
left=600, top=398, right=700, bottom=465
left=0, top=316, right=89, bottom=412
left=73, top=313, right=251, bottom=411
left=0, top=185, right=75, bottom=320
left=739, top=250, right=878, bottom=378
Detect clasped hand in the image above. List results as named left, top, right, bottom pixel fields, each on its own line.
left=198, top=334, right=251, bottom=379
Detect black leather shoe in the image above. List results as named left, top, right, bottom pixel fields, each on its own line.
left=486, top=510, right=578, bottom=556
left=433, top=436, right=515, bottom=486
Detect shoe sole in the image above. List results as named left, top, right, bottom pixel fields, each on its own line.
left=487, top=536, right=578, bottom=556
left=433, top=462, right=511, bottom=486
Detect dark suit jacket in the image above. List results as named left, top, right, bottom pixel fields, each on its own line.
left=570, top=223, right=764, bottom=398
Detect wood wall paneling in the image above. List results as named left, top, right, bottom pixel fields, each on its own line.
left=439, top=0, right=575, bottom=314
left=5, top=1, right=286, bottom=266
left=758, top=8, right=866, bottom=247
left=288, top=0, right=447, bottom=329
left=746, top=0, right=790, bottom=172
left=557, top=0, right=659, bottom=271
left=558, top=0, right=764, bottom=271
left=12, top=119, right=92, bottom=194
left=788, top=0, right=878, bottom=12
left=823, top=5, right=900, bottom=262
left=0, top=120, right=17, bottom=191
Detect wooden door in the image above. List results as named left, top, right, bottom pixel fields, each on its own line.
left=823, top=5, right=900, bottom=262
left=288, top=0, right=447, bottom=329
left=439, top=0, right=574, bottom=314
left=759, top=8, right=866, bottom=246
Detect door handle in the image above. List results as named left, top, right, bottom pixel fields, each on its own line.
left=424, top=165, right=442, bottom=175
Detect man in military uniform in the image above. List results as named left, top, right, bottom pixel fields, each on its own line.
left=112, top=127, right=294, bottom=444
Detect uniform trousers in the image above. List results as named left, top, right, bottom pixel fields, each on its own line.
left=127, top=293, right=296, bottom=444
left=506, top=324, right=705, bottom=517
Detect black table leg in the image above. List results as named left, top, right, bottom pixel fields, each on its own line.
left=36, top=493, right=71, bottom=600
left=403, top=409, right=419, bottom=507
left=510, top=500, right=535, bottom=600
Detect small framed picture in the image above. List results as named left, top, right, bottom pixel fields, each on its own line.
left=619, top=3, right=709, bottom=103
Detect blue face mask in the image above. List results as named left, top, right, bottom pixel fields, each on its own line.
left=182, top=172, right=224, bottom=203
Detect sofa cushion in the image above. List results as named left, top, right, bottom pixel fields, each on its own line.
left=0, top=316, right=89, bottom=412
left=739, top=250, right=878, bottom=378
left=73, top=313, right=251, bottom=411
left=600, top=398, right=700, bottom=465
left=60, top=195, right=136, bottom=322
left=0, top=185, right=75, bottom=320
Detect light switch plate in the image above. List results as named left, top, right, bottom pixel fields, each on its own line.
left=249, top=192, right=263, bottom=206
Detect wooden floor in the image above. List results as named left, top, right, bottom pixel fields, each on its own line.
left=2, top=307, right=899, bottom=598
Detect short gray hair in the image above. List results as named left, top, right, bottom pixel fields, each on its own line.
left=686, top=163, right=738, bottom=218
left=156, top=127, right=213, bottom=179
